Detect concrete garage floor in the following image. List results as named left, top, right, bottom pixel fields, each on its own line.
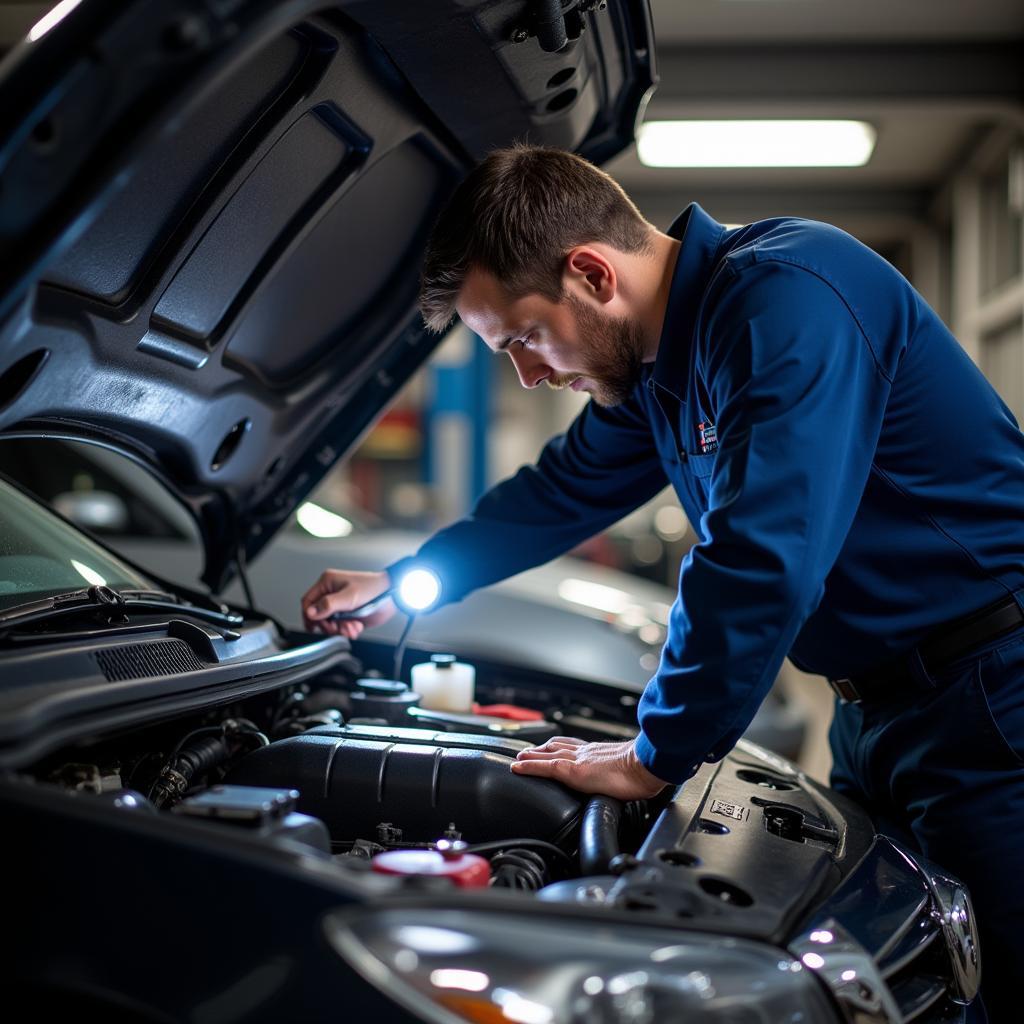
left=781, top=665, right=837, bottom=786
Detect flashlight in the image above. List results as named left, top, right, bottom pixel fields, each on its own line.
left=329, top=566, right=442, bottom=621
left=396, top=567, right=441, bottom=614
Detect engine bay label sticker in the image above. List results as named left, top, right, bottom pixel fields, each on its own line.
left=710, top=799, right=748, bottom=821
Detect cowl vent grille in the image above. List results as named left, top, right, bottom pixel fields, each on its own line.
left=93, top=640, right=205, bottom=682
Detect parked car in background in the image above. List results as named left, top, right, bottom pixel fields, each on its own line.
left=0, top=1, right=978, bottom=1021
left=0, top=436, right=808, bottom=757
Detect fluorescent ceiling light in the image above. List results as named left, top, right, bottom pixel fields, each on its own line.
left=638, top=120, right=876, bottom=168
left=29, top=0, right=83, bottom=42
left=295, top=501, right=353, bottom=538
left=557, top=578, right=632, bottom=615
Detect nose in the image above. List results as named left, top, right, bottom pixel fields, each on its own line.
left=509, top=349, right=550, bottom=389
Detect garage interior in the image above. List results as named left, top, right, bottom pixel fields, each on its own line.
left=302, top=0, right=1024, bottom=785
left=1, top=1, right=1022, bottom=1021
left=1, top=0, right=1021, bottom=785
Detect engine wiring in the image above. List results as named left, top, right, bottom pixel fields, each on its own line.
left=459, top=837, right=575, bottom=869
left=146, top=718, right=269, bottom=807
left=489, top=847, right=549, bottom=890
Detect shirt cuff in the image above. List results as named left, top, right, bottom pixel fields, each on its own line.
left=384, top=556, right=418, bottom=590
left=634, top=731, right=702, bottom=786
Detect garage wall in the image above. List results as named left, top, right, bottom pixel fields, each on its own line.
left=950, top=129, right=1024, bottom=420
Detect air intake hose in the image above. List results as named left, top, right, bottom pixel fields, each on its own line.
left=579, top=796, right=622, bottom=875
left=150, top=735, right=229, bottom=808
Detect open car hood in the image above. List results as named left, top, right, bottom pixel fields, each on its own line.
left=0, top=0, right=655, bottom=592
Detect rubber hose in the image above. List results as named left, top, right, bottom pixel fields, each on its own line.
left=491, top=848, right=548, bottom=890
left=533, top=0, right=568, bottom=52
left=579, top=796, right=623, bottom=875
left=151, top=734, right=231, bottom=808
left=173, top=735, right=230, bottom=784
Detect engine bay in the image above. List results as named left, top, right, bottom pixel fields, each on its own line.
left=15, top=638, right=872, bottom=943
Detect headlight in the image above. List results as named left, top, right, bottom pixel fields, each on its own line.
left=325, top=906, right=838, bottom=1023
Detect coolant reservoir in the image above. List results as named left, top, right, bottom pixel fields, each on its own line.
left=372, top=841, right=490, bottom=889
left=411, top=653, right=475, bottom=712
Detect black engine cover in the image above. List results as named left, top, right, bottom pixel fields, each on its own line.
left=606, top=740, right=875, bottom=943
left=225, top=724, right=582, bottom=845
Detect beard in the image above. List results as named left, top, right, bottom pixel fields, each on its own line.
left=547, top=295, right=646, bottom=407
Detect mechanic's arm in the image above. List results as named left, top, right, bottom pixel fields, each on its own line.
left=304, top=392, right=668, bottom=635
left=513, top=261, right=896, bottom=794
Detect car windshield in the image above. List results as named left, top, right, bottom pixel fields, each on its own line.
left=0, top=475, right=156, bottom=610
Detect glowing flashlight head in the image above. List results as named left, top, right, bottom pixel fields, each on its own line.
left=396, top=567, right=441, bottom=614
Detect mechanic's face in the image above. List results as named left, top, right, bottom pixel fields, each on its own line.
left=457, top=267, right=645, bottom=407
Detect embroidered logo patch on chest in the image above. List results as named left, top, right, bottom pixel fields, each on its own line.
left=698, top=420, right=718, bottom=454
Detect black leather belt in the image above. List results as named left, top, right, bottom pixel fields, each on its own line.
left=829, top=596, right=1024, bottom=705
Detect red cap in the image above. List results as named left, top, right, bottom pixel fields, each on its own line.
left=472, top=703, right=544, bottom=721
left=371, top=848, right=491, bottom=889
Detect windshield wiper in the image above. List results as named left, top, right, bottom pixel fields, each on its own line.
left=0, top=585, right=244, bottom=635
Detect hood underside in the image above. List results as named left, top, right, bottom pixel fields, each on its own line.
left=0, top=0, right=655, bottom=591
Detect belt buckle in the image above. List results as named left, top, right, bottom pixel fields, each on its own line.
left=829, top=677, right=862, bottom=704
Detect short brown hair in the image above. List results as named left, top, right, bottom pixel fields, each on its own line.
left=419, top=144, right=653, bottom=333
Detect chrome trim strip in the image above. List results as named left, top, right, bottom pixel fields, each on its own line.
left=790, top=835, right=981, bottom=1020
left=888, top=841, right=982, bottom=1005
left=789, top=919, right=903, bottom=1024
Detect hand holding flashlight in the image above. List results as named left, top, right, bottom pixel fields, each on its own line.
left=301, top=566, right=442, bottom=639
left=301, top=569, right=395, bottom=639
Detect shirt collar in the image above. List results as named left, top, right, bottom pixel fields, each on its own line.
left=650, top=203, right=726, bottom=401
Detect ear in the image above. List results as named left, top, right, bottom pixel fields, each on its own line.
left=562, top=246, right=616, bottom=305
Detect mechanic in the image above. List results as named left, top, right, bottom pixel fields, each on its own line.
left=302, top=145, right=1024, bottom=1016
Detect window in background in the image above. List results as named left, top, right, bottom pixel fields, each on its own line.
left=981, top=317, right=1024, bottom=425
left=980, top=141, right=1024, bottom=296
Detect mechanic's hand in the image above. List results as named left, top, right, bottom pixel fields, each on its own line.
left=510, top=737, right=668, bottom=800
left=301, top=569, right=395, bottom=640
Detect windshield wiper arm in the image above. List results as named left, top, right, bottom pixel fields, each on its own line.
left=0, top=585, right=244, bottom=634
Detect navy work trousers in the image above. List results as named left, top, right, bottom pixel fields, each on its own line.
left=829, top=625, right=1024, bottom=1022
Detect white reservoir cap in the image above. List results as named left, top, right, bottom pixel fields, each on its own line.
left=411, top=655, right=475, bottom=713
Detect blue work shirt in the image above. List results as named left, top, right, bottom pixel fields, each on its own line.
left=391, top=204, right=1024, bottom=784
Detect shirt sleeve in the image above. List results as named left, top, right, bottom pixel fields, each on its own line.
left=387, top=388, right=668, bottom=605
left=635, top=259, right=895, bottom=783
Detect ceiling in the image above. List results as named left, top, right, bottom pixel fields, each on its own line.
left=651, top=0, right=1024, bottom=44
left=2, top=1, right=1022, bottom=255
left=610, top=0, right=1024, bottom=255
